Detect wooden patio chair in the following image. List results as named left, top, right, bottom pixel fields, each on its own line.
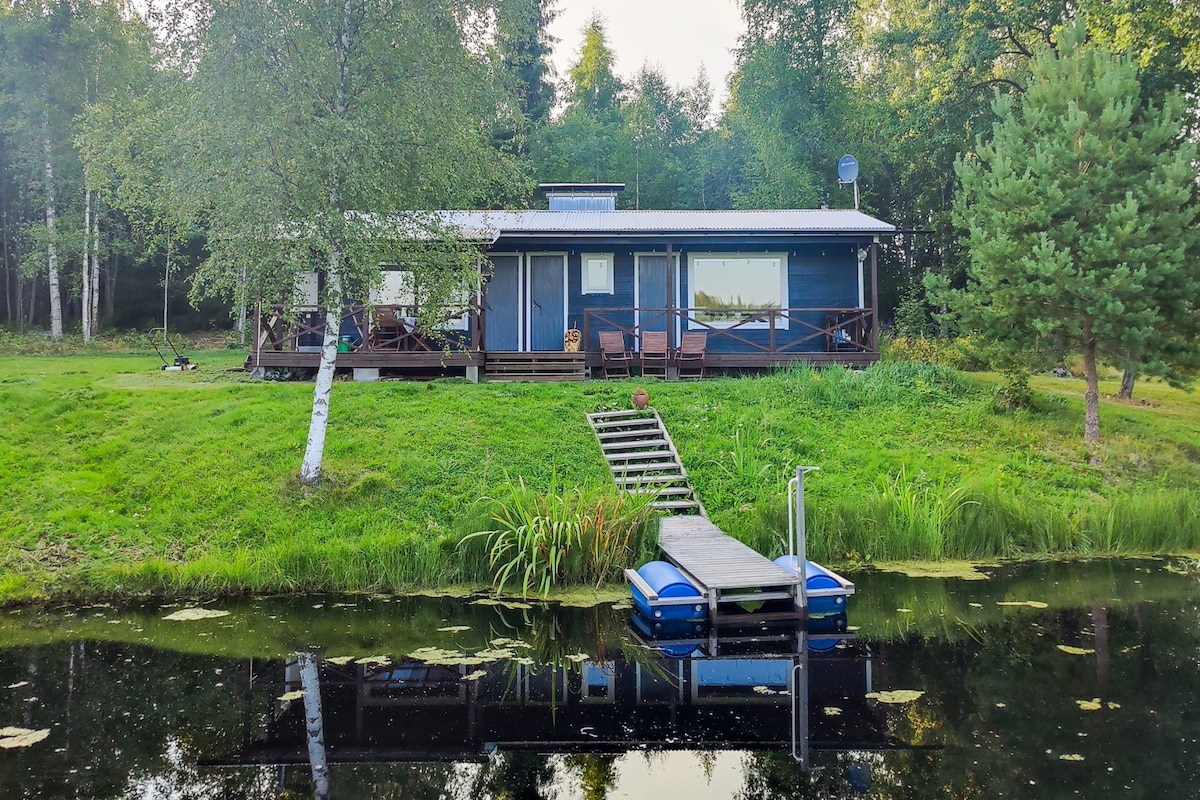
left=640, top=331, right=669, bottom=378
left=371, top=305, right=404, bottom=350
left=676, top=331, right=708, bottom=379
left=598, top=330, right=632, bottom=378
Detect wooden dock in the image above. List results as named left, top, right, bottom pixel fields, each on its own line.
left=658, top=515, right=803, bottom=625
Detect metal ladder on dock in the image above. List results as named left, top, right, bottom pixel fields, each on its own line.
left=586, top=408, right=703, bottom=514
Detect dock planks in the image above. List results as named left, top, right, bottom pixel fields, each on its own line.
left=658, top=516, right=799, bottom=591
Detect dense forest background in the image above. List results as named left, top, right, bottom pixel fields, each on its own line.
left=1, top=0, right=1197, bottom=335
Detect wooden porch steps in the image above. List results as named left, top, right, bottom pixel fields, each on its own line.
left=586, top=409, right=703, bottom=515
left=485, top=351, right=586, bottom=382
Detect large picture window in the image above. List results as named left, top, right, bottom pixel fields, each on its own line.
left=687, top=253, right=788, bottom=329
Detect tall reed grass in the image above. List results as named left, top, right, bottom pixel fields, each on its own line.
left=458, top=478, right=659, bottom=597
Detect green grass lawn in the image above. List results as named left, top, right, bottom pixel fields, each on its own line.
left=1, top=350, right=1198, bottom=604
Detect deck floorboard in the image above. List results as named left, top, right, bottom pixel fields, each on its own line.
left=658, top=516, right=799, bottom=591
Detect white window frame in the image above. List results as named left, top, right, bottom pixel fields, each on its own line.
left=686, top=252, right=789, bottom=330
left=580, top=253, right=614, bottom=295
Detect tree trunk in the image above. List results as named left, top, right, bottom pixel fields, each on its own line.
left=297, top=652, right=330, bottom=800
left=43, top=135, right=63, bottom=339
left=298, top=253, right=341, bottom=486
left=237, top=264, right=248, bottom=346
left=103, top=243, right=115, bottom=324
left=1118, top=369, right=1134, bottom=400
left=1082, top=319, right=1100, bottom=444
left=82, top=188, right=92, bottom=343
left=2, top=185, right=10, bottom=326
left=89, top=199, right=100, bottom=335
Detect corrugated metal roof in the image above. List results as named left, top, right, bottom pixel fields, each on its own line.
left=437, top=209, right=894, bottom=237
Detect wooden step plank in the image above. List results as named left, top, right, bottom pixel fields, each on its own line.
left=601, top=438, right=669, bottom=450
left=652, top=499, right=702, bottom=510
left=488, top=375, right=585, bottom=382
left=610, top=462, right=682, bottom=474
left=587, top=410, right=646, bottom=421
left=604, top=450, right=673, bottom=463
left=614, top=474, right=686, bottom=485
left=627, top=487, right=695, bottom=497
left=590, top=418, right=660, bottom=430
left=596, top=429, right=666, bottom=441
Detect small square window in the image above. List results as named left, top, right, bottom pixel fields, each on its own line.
left=582, top=254, right=614, bottom=295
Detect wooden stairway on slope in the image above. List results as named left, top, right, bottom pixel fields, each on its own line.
left=586, top=408, right=703, bottom=515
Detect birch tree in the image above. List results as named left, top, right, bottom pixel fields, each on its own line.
left=173, top=0, right=523, bottom=485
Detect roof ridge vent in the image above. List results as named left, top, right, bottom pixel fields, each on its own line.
left=540, top=183, right=624, bottom=212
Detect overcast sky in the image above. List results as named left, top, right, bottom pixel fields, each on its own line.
left=546, top=0, right=745, bottom=112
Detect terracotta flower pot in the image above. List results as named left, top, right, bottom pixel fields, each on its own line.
left=631, top=388, right=649, bottom=410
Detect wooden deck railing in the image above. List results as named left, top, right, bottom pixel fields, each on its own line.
left=253, top=303, right=480, bottom=357
left=581, top=307, right=877, bottom=355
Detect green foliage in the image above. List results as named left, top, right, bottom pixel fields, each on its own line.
left=459, top=477, right=658, bottom=597
left=943, top=19, right=1200, bottom=442
left=881, top=336, right=982, bottom=370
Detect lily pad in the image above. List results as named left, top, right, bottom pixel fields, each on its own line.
left=1076, top=698, right=1102, bottom=711
left=355, top=655, right=392, bottom=666
left=162, top=608, right=230, bottom=622
left=325, top=656, right=354, bottom=666
left=278, top=690, right=305, bottom=702
left=437, top=625, right=471, bottom=633
left=1057, top=645, right=1096, bottom=656
left=866, top=690, right=925, bottom=704
left=1059, top=754, right=1085, bottom=761
left=997, top=601, right=1050, bottom=609
left=564, top=653, right=589, bottom=663
left=874, top=561, right=994, bottom=580
left=463, top=670, right=488, bottom=681
left=823, top=707, right=842, bottom=716
left=0, top=727, right=50, bottom=749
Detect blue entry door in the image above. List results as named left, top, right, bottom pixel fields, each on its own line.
left=637, top=254, right=671, bottom=337
left=528, top=254, right=566, bottom=351
left=484, top=255, right=520, bottom=351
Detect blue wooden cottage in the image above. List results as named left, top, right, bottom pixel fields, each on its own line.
left=250, top=184, right=895, bottom=381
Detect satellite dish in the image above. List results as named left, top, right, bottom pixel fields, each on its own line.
left=837, top=154, right=859, bottom=184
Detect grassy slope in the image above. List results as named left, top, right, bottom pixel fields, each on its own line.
left=1, top=352, right=1198, bottom=603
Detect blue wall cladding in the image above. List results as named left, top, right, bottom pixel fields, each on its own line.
left=568, top=251, right=637, bottom=351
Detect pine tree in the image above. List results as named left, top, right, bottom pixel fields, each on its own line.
left=940, top=19, right=1200, bottom=444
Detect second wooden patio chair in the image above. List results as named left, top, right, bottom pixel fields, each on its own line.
left=676, top=331, right=708, bottom=379
left=598, top=330, right=632, bottom=378
left=640, top=331, right=669, bottom=378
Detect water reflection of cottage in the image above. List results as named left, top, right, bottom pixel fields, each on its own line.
left=210, top=634, right=897, bottom=770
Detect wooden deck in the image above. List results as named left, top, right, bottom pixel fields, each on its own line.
left=658, top=515, right=803, bottom=625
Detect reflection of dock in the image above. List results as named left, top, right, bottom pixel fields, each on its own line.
left=657, top=515, right=805, bottom=624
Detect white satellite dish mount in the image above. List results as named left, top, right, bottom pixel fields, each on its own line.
left=837, top=154, right=860, bottom=210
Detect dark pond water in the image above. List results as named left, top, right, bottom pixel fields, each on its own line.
left=0, top=559, right=1198, bottom=799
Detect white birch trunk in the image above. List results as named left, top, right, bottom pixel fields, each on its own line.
left=298, top=252, right=341, bottom=486
left=297, top=652, right=330, bottom=800
left=237, top=263, right=248, bottom=346
left=43, top=135, right=63, bottom=339
left=82, top=188, right=92, bottom=344
left=90, top=200, right=100, bottom=334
